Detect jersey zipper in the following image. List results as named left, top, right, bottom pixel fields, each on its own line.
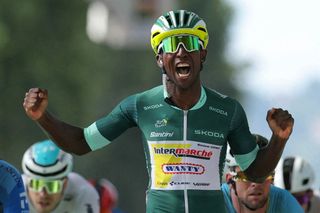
left=183, top=110, right=189, bottom=213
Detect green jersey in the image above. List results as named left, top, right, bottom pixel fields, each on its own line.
left=84, top=85, right=258, bottom=213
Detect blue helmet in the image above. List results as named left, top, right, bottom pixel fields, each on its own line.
left=22, top=140, right=73, bottom=180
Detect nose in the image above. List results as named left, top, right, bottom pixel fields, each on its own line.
left=176, top=43, right=188, bottom=57
left=39, top=188, right=49, bottom=197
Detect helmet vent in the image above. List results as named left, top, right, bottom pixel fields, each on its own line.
left=283, top=157, right=294, bottom=190
left=197, top=27, right=207, bottom=33
left=25, top=164, right=68, bottom=178
left=302, top=178, right=309, bottom=185
left=165, top=15, right=173, bottom=27
left=152, top=32, right=160, bottom=38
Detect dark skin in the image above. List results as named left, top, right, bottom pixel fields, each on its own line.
left=23, top=45, right=294, bottom=182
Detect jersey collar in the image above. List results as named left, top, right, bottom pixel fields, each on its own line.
left=163, top=86, right=207, bottom=110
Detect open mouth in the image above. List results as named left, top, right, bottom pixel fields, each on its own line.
left=176, top=63, right=191, bottom=77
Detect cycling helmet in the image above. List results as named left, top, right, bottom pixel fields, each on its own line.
left=22, top=139, right=73, bottom=180
left=150, top=10, right=209, bottom=54
left=88, top=178, right=118, bottom=212
left=225, top=134, right=268, bottom=168
left=274, top=156, right=315, bottom=193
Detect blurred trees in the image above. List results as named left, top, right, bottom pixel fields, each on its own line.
left=0, top=0, right=236, bottom=212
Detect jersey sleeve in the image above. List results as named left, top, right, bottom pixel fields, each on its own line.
left=221, top=183, right=236, bottom=213
left=64, top=173, right=100, bottom=213
left=84, top=94, right=138, bottom=151
left=5, top=186, right=29, bottom=213
left=227, top=100, right=258, bottom=171
left=269, top=185, right=304, bottom=213
left=74, top=187, right=100, bottom=213
left=0, top=161, right=29, bottom=213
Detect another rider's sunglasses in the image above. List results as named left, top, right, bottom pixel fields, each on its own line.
left=233, top=171, right=275, bottom=183
left=158, top=35, right=202, bottom=53
left=28, top=178, right=64, bottom=194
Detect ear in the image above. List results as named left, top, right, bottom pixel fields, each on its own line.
left=156, top=54, right=163, bottom=68
left=226, top=173, right=233, bottom=184
left=200, top=48, right=207, bottom=63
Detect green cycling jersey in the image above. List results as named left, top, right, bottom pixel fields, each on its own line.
left=84, top=85, right=258, bottom=213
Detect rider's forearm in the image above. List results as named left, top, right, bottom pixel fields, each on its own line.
left=244, top=134, right=287, bottom=182
left=36, top=111, right=91, bottom=155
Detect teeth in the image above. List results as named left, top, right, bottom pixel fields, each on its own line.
left=176, top=62, right=191, bottom=77
left=177, top=63, right=190, bottom=68
left=178, top=73, right=190, bottom=77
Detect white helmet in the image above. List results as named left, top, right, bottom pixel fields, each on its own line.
left=22, top=139, right=73, bottom=180
left=274, top=156, right=315, bottom=193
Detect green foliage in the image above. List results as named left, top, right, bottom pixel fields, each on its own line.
left=0, top=0, right=239, bottom=212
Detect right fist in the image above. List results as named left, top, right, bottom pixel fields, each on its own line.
left=23, top=88, right=48, bottom=120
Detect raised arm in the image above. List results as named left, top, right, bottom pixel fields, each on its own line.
left=23, top=88, right=91, bottom=155
left=244, top=108, right=294, bottom=182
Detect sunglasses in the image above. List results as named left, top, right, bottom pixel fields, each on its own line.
left=28, top=178, right=64, bottom=194
left=233, top=171, right=275, bottom=183
left=158, top=35, right=203, bottom=54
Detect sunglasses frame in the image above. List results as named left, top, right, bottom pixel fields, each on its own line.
left=232, top=171, right=275, bottom=183
left=157, top=35, right=203, bottom=54
left=28, top=178, right=65, bottom=194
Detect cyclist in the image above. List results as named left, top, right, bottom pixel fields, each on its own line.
left=0, top=159, right=29, bottom=213
left=23, top=9, right=294, bottom=213
left=22, top=139, right=100, bottom=213
left=274, top=156, right=320, bottom=213
left=222, top=134, right=303, bottom=213
left=88, top=178, right=125, bottom=213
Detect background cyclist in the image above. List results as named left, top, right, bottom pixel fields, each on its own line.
left=22, top=139, right=100, bottom=213
left=0, top=159, right=29, bottom=213
left=222, top=134, right=303, bottom=213
left=275, top=156, right=320, bottom=213
left=88, top=178, right=126, bottom=213
left=23, top=9, right=294, bottom=212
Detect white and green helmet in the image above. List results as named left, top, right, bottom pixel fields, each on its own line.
left=150, top=10, right=209, bottom=54
left=22, top=139, right=73, bottom=180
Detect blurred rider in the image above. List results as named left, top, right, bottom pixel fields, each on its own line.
left=22, top=139, right=100, bottom=213
left=0, top=159, right=29, bottom=213
left=275, top=156, right=320, bottom=213
left=222, top=134, right=303, bottom=213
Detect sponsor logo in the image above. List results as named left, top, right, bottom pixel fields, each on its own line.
left=194, top=130, right=224, bottom=138
left=143, top=104, right=163, bottom=111
left=154, top=147, right=212, bottom=159
left=155, top=119, right=168, bottom=128
left=150, top=132, right=174, bottom=137
left=157, top=181, right=168, bottom=186
left=0, top=164, right=23, bottom=185
left=169, top=181, right=191, bottom=186
left=193, top=182, right=210, bottom=186
left=209, top=106, right=228, bottom=116
left=162, top=163, right=205, bottom=174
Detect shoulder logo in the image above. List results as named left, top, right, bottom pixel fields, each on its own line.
left=143, top=104, right=163, bottom=111
left=194, top=129, right=224, bottom=138
left=209, top=106, right=228, bottom=116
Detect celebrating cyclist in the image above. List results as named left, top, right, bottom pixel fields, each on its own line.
left=22, top=140, right=100, bottom=213
left=0, top=159, right=29, bottom=213
left=222, top=134, right=303, bottom=213
left=23, top=10, right=294, bottom=213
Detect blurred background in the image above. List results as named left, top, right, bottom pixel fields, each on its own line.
left=0, top=0, right=319, bottom=212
